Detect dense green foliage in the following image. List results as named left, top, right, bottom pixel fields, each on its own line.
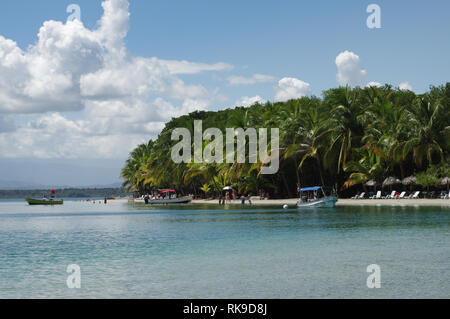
left=122, top=84, right=450, bottom=198
left=0, top=188, right=127, bottom=199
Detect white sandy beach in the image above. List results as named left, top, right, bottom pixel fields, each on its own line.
left=117, top=197, right=450, bottom=207
left=192, top=198, right=450, bottom=207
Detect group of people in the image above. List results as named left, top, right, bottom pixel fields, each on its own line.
left=218, top=191, right=253, bottom=205
left=259, top=190, right=270, bottom=200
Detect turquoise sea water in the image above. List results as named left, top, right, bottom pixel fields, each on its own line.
left=0, top=199, right=449, bottom=299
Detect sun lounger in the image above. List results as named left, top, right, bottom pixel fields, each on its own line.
left=358, top=192, right=366, bottom=199
left=370, top=191, right=381, bottom=199
left=351, top=192, right=365, bottom=199
left=384, top=191, right=396, bottom=199
left=398, top=191, right=406, bottom=199
left=411, top=191, right=420, bottom=199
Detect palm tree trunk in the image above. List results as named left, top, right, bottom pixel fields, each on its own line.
left=294, top=157, right=301, bottom=186
left=316, top=157, right=325, bottom=186
left=400, top=162, right=405, bottom=179
left=281, top=173, right=292, bottom=198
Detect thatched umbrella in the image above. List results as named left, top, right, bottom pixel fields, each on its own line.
left=402, top=176, right=417, bottom=191
left=365, top=179, right=377, bottom=187
left=438, top=177, right=450, bottom=191
left=364, top=179, right=378, bottom=192
left=383, top=176, right=401, bottom=191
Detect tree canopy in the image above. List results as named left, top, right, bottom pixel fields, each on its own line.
left=122, top=84, right=450, bottom=198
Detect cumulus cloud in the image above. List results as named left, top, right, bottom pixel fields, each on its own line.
left=336, top=51, right=367, bottom=87
left=274, top=77, right=311, bottom=102
left=0, top=20, right=101, bottom=113
left=0, top=113, right=151, bottom=159
left=0, top=0, right=233, bottom=158
left=227, top=74, right=275, bottom=85
left=366, top=81, right=382, bottom=88
left=399, top=81, right=413, bottom=91
left=235, top=95, right=266, bottom=107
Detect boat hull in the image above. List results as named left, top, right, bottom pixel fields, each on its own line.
left=296, top=196, right=337, bottom=208
left=147, top=196, right=192, bottom=205
left=26, top=198, right=64, bottom=205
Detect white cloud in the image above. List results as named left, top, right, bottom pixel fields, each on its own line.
left=399, top=81, right=413, bottom=91
left=98, top=0, right=130, bottom=61
left=158, top=60, right=233, bottom=75
left=336, top=51, right=366, bottom=87
left=274, top=77, right=311, bottom=102
left=0, top=0, right=233, bottom=159
left=227, top=74, right=275, bottom=85
left=235, top=96, right=266, bottom=107
left=0, top=116, right=150, bottom=159
left=366, top=81, right=382, bottom=88
left=0, top=20, right=102, bottom=113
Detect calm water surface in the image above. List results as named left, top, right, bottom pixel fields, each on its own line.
left=0, top=199, right=449, bottom=298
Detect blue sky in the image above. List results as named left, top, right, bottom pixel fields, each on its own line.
left=0, top=0, right=449, bottom=186
left=2, top=0, right=450, bottom=97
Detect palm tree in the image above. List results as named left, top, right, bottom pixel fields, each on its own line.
left=395, top=95, right=448, bottom=168
left=323, top=87, right=366, bottom=175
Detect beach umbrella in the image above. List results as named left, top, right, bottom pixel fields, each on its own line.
left=223, top=186, right=233, bottom=191
left=382, top=176, right=401, bottom=191
left=402, top=176, right=417, bottom=191
left=364, top=179, right=377, bottom=187
left=438, top=177, right=450, bottom=191
left=364, top=179, right=378, bottom=192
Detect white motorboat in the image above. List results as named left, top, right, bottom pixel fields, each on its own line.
left=297, top=186, right=338, bottom=208
left=148, top=196, right=192, bottom=204
left=145, top=189, right=192, bottom=204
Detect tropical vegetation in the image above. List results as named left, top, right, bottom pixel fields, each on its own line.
left=121, top=84, right=450, bottom=198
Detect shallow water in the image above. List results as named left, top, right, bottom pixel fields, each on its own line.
left=0, top=199, right=449, bottom=298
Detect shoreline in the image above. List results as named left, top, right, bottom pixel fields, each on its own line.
left=120, top=198, right=450, bottom=207
left=192, top=198, right=450, bottom=207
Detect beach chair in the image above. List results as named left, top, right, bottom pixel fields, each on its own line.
left=358, top=192, right=366, bottom=199
left=384, top=191, right=396, bottom=199
left=445, top=191, right=450, bottom=199
left=398, top=191, right=406, bottom=199
left=370, top=191, right=381, bottom=199
left=411, top=191, right=420, bottom=199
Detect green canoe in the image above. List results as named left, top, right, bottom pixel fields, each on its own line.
left=25, top=198, right=64, bottom=205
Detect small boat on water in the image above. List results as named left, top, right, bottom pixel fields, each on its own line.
left=25, top=189, right=63, bottom=205
left=297, top=186, right=338, bottom=208
left=144, top=189, right=192, bottom=205
left=26, top=198, right=64, bottom=205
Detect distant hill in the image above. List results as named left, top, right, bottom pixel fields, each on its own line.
left=0, top=180, right=124, bottom=190
left=0, top=187, right=128, bottom=199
